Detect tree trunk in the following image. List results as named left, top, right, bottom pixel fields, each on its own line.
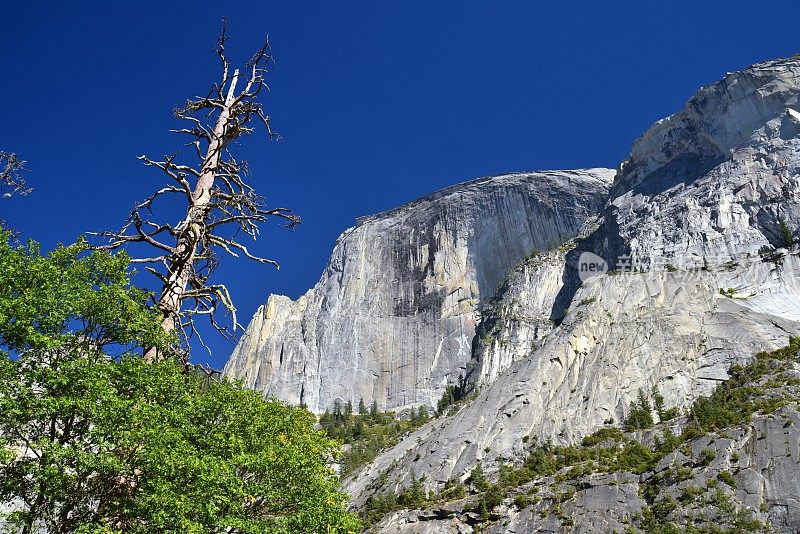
left=144, top=70, right=240, bottom=361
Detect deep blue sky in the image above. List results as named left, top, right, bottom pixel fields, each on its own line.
left=2, top=1, right=799, bottom=368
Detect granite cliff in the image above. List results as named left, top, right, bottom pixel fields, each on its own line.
left=223, top=170, right=613, bottom=413
left=226, top=55, right=800, bottom=532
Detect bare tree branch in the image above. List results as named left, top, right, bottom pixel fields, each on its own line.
left=1, top=152, right=31, bottom=198
left=88, top=24, right=299, bottom=360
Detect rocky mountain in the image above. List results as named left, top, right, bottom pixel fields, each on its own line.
left=223, top=170, right=614, bottom=413
left=225, top=56, right=800, bottom=532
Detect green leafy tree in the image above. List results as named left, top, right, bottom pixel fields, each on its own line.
left=358, top=397, right=367, bottom=415
left=0, top=231, right=360, bottom=533
left=780, top=218, right=796, bottom=248
left=625, top=389, right=655, bottom=431
left=410, top=405, right=430, bottom=425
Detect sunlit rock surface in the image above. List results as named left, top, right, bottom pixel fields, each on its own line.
left=223, top=170, right=613, bottom=413
left=368, top=407, right=800, bottom=533
left=224, top=55, right=800, bottom=532
left=344, top=57, right=800, bottom=523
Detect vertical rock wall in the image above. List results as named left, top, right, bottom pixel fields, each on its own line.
left=223, top=170, right=614, bottom=413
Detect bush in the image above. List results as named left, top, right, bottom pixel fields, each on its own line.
left=467, top=464, right=489, bottom=491
left=581, top=427, right=625, bottom=446
left=613, top=441, right=657, bottom=474
left=654, top=427, right=681, bottom=454
left=513, top=494, right=530, bottom=509
left=439, top=478, right=466, bottom=501
left=436, top=375, right=468, bottom=416
left=780, top=218, right=796, bottom=247
left=697, top=448, right=717, bottom=466
left=0, top=231, right=361, bottom=533
left=397, top=477, right=429, bottom=508
left=625, top=389, right=655, bottom=431
left=652, top=386, right=680, bottom=422
left=718, top=470, right=737, bottom=488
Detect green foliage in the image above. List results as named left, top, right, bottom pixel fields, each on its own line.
left=613, top=440, right=658, bottom=474
left=639, top=495, right=680, bottom=533
left=652, top=386, right=680, bottom=422
left=0, top=231, right=361, bottom=533
left=439, top=478, right=466, bottom=502
left=362, top=474, right=436, bottom=524
left=362, top=492, right=398, bottom=524
left=457, top=338, right=800, bottom=528
left=359, top=338, right=800, bottom=528
left=467, top=464, right=489, bottom=492
left=411, top=404, right=430, bottom=425
left=436, top=374, right=468, bottom=416
left=320, top=402, right=429, bottom=478
left=717, top=470, right=737, bottom=489
left=0, top=232, right=170, bottom=354
left=512, top=494, right=530, bottom=509
left=474, top=484, right=503, bottom=520
left=581, top=426, right=625, bottom=446
left=654, top=427, right=681, bottom=455
left=779, top=218, right=796, bottom=247
left=719, top=287, right=736, bottom=298
left=683, top=336, right=800, bottom=437
left=697, top=448, right=717, bottom=467
left=397, top=476, right=429, bottom=509
left=626, top=389, right=655, bottom=431
left=679, top=485, right=704, bottom=504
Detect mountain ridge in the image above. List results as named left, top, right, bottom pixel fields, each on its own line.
left=227, top=54, right=800, bottom=532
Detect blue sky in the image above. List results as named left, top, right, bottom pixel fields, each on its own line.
left=2, top=1, right=799, bottom=368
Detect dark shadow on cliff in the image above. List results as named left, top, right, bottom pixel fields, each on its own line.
left=550, top=207, right=626, bottom=326
left=610, top=151, right=726, bottom=199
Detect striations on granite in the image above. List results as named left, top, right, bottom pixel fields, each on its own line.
left=342, top=57, right=800, bottom=526
left=368, top=406, right=800, bottom=533
left=223, top=170, right=613, bottom=413
left=223, top=55, right=800, bottom=532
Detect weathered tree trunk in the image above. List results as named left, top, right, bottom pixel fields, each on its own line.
left=145, top=71, right=240, bottom=361
left=92, top=25, right=299, bottom=361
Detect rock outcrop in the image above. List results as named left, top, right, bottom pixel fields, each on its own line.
left=342, top=56, right=800, bottom=525
left=223, top=170, right=613, bottom=413
left=610, top=57, right=800, bottom=268
left=368, top=406, right=800, bottom=533
left=364, top=339, right=800, bottom=533
left=224, top=55, right=800, bottom=532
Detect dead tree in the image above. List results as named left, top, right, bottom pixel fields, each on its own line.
left=91, top=22, right=299, bottom=361
left=1, top=152, right=30, bottom=198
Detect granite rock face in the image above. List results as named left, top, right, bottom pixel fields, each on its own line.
left=346, top=258, right=800, bottom=504
left=224, top=55, right=800, bottom=531
left=223, top=170, right=613, bottom=413
left=610, top=57, right=800, bottom=269
left=344, top=57, right=800, bottom=518
left=368, top=407, right=800, bottom=533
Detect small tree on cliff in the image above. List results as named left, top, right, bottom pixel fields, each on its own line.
left=91, top=22, right=299, bottom=359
